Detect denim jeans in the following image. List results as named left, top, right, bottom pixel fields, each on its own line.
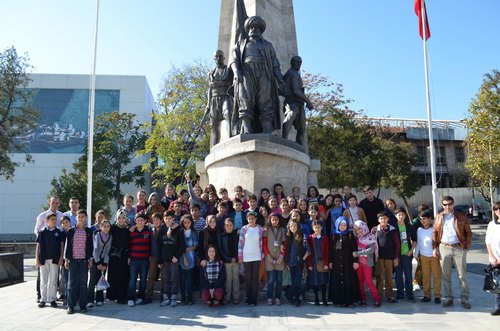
left=180, top=268, right=193, bottom=298
left=267, top=270, right=283, bottom=300
left=395, top=254, right=414, bottom=299
left=285, top=266, right=302, bottom=303
left=68, top=259, right=89, bottom=309
left=87, top=264, right=106, bottom=303
left=127, top=259, right=149, bottom=300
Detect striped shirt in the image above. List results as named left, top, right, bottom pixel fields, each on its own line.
left=72, top=228, right=87, bottom=259
left=129, top=227, right=152, bottom=259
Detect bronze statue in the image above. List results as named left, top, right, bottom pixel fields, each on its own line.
left=206, top=50, right=234, bottom=147
left=229, top=16, right=284, bottom=134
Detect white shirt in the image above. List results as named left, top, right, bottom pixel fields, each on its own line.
left=34, top=209, right=64, bottom=235
left=242, top=227, right=261, bottom=262
left=415, top=226, right=434, bottom=257
left=441, top=212, right=459, bottom=244
left=485, top=220, right=500, bottom=263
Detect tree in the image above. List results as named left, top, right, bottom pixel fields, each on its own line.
left=141, top=61, right=210, bottom=188
left=465, top=69, right=500, bottom=206
left=0, top=46, right=39, bottom=180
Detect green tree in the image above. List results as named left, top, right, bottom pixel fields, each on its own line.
left=465, top=69, right=500, bottom=206
left=141, top=61, right=210, bottom=188
left=0, top=46, right=39, bottom=180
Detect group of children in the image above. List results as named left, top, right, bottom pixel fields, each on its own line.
left=34, top=184, right=444, bottom=313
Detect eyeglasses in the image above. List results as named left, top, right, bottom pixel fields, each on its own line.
left=442, top=202, right=453, bottom=207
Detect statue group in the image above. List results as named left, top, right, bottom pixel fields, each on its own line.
left=206, top=15, right=314, bottom=148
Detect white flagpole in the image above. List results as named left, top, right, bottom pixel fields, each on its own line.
left=87, top=0, right=100, bottom=226
left=421, top=0, right=438, bottom=217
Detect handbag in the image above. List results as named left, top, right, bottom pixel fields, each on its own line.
left=282, top=267, right=292, bottom=287
left=483, top=264, right=500, bottom=294
left=96, top=272, right=110, bottom=291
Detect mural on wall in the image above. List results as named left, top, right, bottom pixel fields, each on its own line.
left=15, top=89, right=120, bottom=153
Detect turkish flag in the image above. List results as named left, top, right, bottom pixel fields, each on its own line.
left=415, top=0, right=431, bottom=40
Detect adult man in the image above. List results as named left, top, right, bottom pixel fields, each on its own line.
left=282, top=56, right=314, bottom=147
left=34, top=196, right=64, bottom=235
left=63, top=197, right=80, bottom=227
left=432, top=196, right=472, bottom=309
left=206, top=50, right=234, bottom=147
left=229, top=16, right=284, bottom=134
left=358, top=186, right=385, bottom=230
left=341, top=185, right=352, bottom=209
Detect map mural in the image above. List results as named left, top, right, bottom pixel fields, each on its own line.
left=16, top=89, right=120, bottom=153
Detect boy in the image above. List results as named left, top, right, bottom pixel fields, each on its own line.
left=375, top=211, right=400, bottom=303
left=36, top=213, right=64, bottom=308
left=64, top=210, right=93, bottom=314
left=229, top=199, right=246, bottom=232
left=172, top=201, right=183, bottom=224
left=145, top=212, right=163, bottom=304
left=158, top=210, right=186, bottom=307
left=218, top=187, right=234, bottom=214
left=394, top=207, right=417, bottom=302
left=233, top=185, right=249, bottom=210
left=57, top=216, right=71, bottom=303
left=415, top=210, right=442, bottom=304
left=191, top=204, right=206, bottom=235
left=215, top=202, right=228, bottom=232
left=127, top=214, right=152, bottom=307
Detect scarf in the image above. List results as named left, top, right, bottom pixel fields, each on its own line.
left=354, top=220, right=378, bottom=259
left=333, top=216, right=350, bottom=235
left=206, top=260, right=221, bottom=283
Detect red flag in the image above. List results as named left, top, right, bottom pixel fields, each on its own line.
left=415, top=0, right=431, bottom=40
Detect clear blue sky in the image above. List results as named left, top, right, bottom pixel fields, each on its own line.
left=1, top=0, right=499, bottom=121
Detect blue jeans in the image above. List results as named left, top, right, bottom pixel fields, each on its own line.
left=285, top=266, right=302, bottom=303
left=267, top=270, right=283, bottom=299
left=395, top=254, right=414, bottom=299
left=68, top=259, right=89, bottom=309
left=127, top=259, right=149, bottom=300
left=180, top=268, right=193, bottom=298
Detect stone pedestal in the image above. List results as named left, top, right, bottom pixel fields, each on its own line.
left=198, top=134, right=319, bottom=195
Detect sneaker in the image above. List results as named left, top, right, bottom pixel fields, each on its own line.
left=461, top=301, right=471, bottom=309
left=442, top=299, right=454, bottom=307
left=434, top=298, right=441, bottom=304
left=491, top=308, right=500, bottom=316
left=170, top=298, right=178, bottom=307
left=275, top=298, right=281, bottom=306
left=413, top=284, right=421, bottom=292
left=128, top=300, right=135, bottom=307
left=86, top=302, right=94, bottom=308
left=96, top=302, right=103, bottom=306
left=134, top=298, right=143, bottom=305
left=38, top=301, right=46, bottom=308
left=50, top=301, right=57, bottom=308
left=267, top=298, right=273, bottom=306
left=66, top=307, right=74, bottom=314
left=160, top=298, right=171, bottom=307
left=421, top=297, right=431, bottom=302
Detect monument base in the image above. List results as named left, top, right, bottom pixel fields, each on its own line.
left=197, top=134, right=320, bottom=196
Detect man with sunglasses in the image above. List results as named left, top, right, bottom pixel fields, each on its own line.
left=432, top=196, right=472, bottom=309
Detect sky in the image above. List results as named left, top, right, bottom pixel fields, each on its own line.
left=1, top=0, right=499, bottom=122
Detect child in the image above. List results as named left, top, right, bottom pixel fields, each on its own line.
left=273, top=183, right=287, bottom=205
left=198, top=215, right=219, bottom=264
left=415, top=210, right=442, bottom=304
left=328, top=216, right=359, bottom=307
left=245, top=194, right=259, bottom=224
left=394, top=207, right=417, bottom=302
left=307, top=205, right=325, bottom=236
left=127, top=214, right=152, bottom=307
left=230, top=199, right=246, bottom=232
left=91, top=210, right=106, bottom=233
left=257, top=188, right=271, bottom=208
left=218, top=187, right=234, bottom=214
left=36, top=213, right=64, bottom=308
left=106, top=210, right=130, bottom=305
left=268, top=195, right=282, bottom=215
left=353, top=220, right=381, bottom=307
left=343, top=194, right=367, bottom=230
left=64, top=209, right=93, bottom=314
left=238, top=211, right=265, bottom=307
left=327, top=194, right=344, bottom=235
left=158, top=210, right=186, bottom=307
left=318, top=194, right=334, bottom=222
left=191, top=204, right=206, bottom=235
left=280, top=199, right=291, bottom=226
left=297, top=198, right=309, bottom=223
left=218, top=218, right=240, bottom=304
left=57, top=216, right=71, bottom=304
left=263, top=213, right=286, bottom=305
left=306, top=186, right=321, bottom=206
left=199, top=245, right=226, bottom=307
left=233, top=185, right=249, bottom=210
left=172, top=201, right=183, bottom=224
left=215, top=202, right=228, bottom=232
left=375, top=211, right=400, bottom=303
left=307, top=220, right=329, bottom=306
left=284, top=219, right=308, bottom=306
left=87, top=220, right=112, bottom=307
left=145, top=212, right=163, bottom=304
left=180, top=215, right=198, bottom=305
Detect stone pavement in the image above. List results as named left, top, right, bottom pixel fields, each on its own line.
left=0, top=258, right=498, bottom=331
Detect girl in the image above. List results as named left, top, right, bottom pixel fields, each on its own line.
left=329, top=216, right=359, bottom=307
left=353, top=220, right=381, bottom=306
left=284, top=219, right=309, bottom=306
left=273, top=183, right=286, bottom=204
left=297, top=198, right=309, bottom=223
left=120, top=194, right=136, bottom=225
left=135, top=190, right=149, bottom=215
left=307, top=205, right=325, bottom=236
left=280, top=199, right=291, bottom=227
left=343, top=194, right=367, bottom=230
left=268, top=195, right=282, bottom=214
left=328, top=194, right=344, bottom=235
left=180, top=215, right=198, bottom=305
left=307, top=186, right=321, bottom=206
left=87, top=220, right=112, bottom=307
left=287, top=195, right=297, bottom=210
left=106, top=211, right=130, bottom=304
left=307, top=220, right=329, bottom=306
left=91, top=210, right=106, bottom=233
left=318, top=194, right=334, bottom=223
left=238, top=211, right=265, bottom=307
left=160, top=183, right=177, bottom=209
left=218, top=218, right=240, bottom=304
left=486, top=201, right=500, bottom=316
left=145, top=192, right=165, bottom=224
left=199, top=245, right=226, bottom=307
left=257, top=188, right=271, bottom=208
left=263, top=213, right=286, bottom=305
left=259, top=205, right=270, bottom=228
left=198, top=215, right=219, bottom=266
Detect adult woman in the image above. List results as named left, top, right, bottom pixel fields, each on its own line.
left=486, top=201, right=500, bottom=316
left=106, top=210, right=130, bottom=304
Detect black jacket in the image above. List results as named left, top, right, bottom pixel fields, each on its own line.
left=218, top=231, right=239, bottom=263
left=64, top=226, right=93, bottom=261
left=157, top=225, right=186, bottom=263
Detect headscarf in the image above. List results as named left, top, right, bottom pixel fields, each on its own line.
left=354, top=220, right=378, bottom=259
left=333, top=216, right=350, bottom=235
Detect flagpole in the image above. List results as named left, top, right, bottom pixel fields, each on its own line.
left=420, top=0, right=438, bottom=217
left=87, top=0, right=100, bottom=226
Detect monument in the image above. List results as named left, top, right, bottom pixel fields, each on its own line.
left=197, top=0, right=320, bottom=195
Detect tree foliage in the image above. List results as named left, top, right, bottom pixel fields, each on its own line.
left=141, top=60, right=210, bottom=188
left=0, top=46, right=39, bottom=180
left=465, top=69, right=500, bottom=202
